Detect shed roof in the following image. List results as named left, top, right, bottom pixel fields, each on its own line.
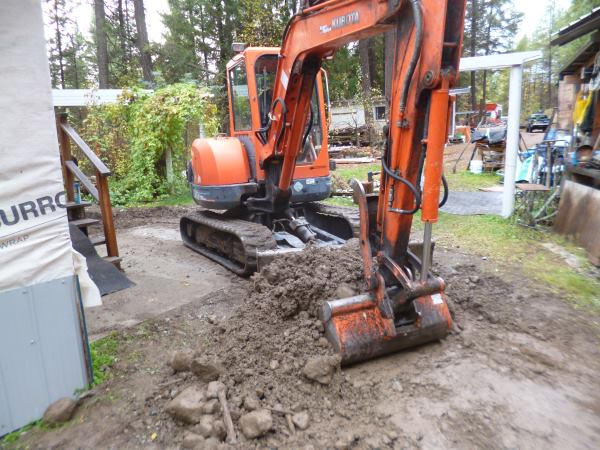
left=551, top=6, right=600, bottom=46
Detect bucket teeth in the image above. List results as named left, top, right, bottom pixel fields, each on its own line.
left=321, top=292, right=452, bottom=365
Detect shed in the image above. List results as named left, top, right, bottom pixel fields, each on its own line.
left=551, top=8, right=600, bottom=265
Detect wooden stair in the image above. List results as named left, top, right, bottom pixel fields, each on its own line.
left=57, top=113, right=121, bottom=269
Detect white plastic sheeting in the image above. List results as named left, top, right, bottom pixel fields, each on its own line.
left=0, top=0, right=74, bottom=293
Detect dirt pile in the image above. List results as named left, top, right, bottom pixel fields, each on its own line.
left=156, top=240, right=386, bottom=448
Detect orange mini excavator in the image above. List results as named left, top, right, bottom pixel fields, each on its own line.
left=181, top=0, right=466, bottom=364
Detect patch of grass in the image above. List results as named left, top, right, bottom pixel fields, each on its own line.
left=1, top=421, right=39, bottom=444
left=0, top=420, right=57, bottom=445
left=149, top=190, right=194, bottom=207
left=90, top=332, right=121, bottom=386
left=445, top=170, right=501, bottom=192
left=333, top=163, right=381, bottom=183
left=324, top=196, right=356, bottom=207
left=122, top=190, right=194, bottom=208
left=431, top=213, right=600, bottom=310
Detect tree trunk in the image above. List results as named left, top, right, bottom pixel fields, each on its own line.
left=117, top=0, right=129, bottom=64
left=133, top=0, right=154, bottom=83
left=53, top=0, right=66, bottom=88
left=71, top=35, right=80, bottom=89
left=367, top=38, right=377, bottom=92
left=94, top=0, right=110, bottom=88
left=383, top=29, right=397, bottom=104
left=359, top=39, right=375, bottom=145
left=198, top=4, right=210, bottom=83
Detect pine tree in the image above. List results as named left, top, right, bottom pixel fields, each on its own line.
left=45, top=0, right=72, bottom=89
left=133, top=0, right=154, bottom=84
left=94, top=0, right=110, bottom=88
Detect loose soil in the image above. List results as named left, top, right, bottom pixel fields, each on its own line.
left=7, top=205, right=600, bottom=450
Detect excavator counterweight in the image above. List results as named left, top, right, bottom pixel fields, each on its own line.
left=181, top=0, right=467, bottom=365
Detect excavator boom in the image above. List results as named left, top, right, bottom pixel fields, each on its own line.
left=259, top=0, right=466, bottom=364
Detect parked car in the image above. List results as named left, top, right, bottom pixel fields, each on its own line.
left=526, top=113, right=550, bottom=133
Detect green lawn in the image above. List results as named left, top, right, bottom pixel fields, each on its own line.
left=425, top=213, right=600, bottom=311
left=444, top=170, right=501, bottom=191
left=333, top=163, right=381, bottom=182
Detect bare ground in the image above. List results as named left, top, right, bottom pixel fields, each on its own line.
left=7, top=204, right=600, bottom=450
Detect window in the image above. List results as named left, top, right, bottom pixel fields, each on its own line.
left=374, top=105, right=386, bottom=121
left=255, top=55, right=278, bottom=128
left=254, top=54, right=324, bottom=164
left=297, top=86, right=324, bottom=164
left=229, top=63, right=252, bottom=131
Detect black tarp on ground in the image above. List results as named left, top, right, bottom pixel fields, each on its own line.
left=69, top=225, right=134, bottom=296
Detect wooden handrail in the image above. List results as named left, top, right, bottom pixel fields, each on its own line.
left=65, top=161, right=99, bottom=200
left=59, top=119, right=111, bottom=176
left=56, top=112, right=119, bottom=261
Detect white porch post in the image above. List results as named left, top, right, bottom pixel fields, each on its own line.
left=502, top=64, right=524, bottom=218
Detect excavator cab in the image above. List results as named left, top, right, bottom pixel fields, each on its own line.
left=187, top=47, right=332, bottom=211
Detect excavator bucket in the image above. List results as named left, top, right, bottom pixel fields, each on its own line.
left=320, top=180, right=454, bottom=366
left=320, top=291, right=452, bottom=366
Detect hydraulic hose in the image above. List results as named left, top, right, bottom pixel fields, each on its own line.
left=399, top=0, right=423, bottom=114
left=272, top=98, right=288, bottom=153
left=439, top=174, right=449, bottom=208
left=301, top=104, right=314, bottom=151
left=381, top=156, right=421, bottom=215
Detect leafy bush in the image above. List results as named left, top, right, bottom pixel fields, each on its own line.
left=81, top=83, right=218, bottom=205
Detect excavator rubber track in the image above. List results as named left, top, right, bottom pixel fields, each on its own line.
left=181, top=203, right=360, bottom=277
left=303, top=202, right=361, bottom=238
left=180, top=211, right=277, bottom=277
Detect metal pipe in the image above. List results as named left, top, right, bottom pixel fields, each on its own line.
left=421, top=221, right=432, bottom=281
left=502, top=65, right=524, bottom=218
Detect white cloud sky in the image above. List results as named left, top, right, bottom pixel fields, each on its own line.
left=515, top=0, right=572, bottom=41
left=71, top=0, right=169, bottom=42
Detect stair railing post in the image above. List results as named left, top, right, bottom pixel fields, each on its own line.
left=57, top=112, right=75, bottom=203
left=96, top=170, right=119, bottom=260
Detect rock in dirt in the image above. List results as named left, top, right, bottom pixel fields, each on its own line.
left=170, top=349, right=194, bottom=372
left=334, top=431, right=357, bottom=449
left=184, top=432, right=221, bottom=450
left=292, top=411, right=310, bottom=430
left=191, top=415, right=226, bottom=441
left=182, top=431, right=204, bottom=449
left=243, top=394, right=260, bottom=411
left=239, top=409, right=273, bottom=439
left=166, top=386, right=206, bottom=424
left=191, top=358, right=224, bottom=382
left=202, top=399, right=220, bottom=414
left=43, top=397, right=77, bottom=425
left=211, top=419, right=227, bottom=441
left=335, top=283, right=356, bottom=299
left=196, top=414, right=216, bottom=438
left=206, top=380, right=226, bottom=399
left=302, top=355, right=342, bottom=385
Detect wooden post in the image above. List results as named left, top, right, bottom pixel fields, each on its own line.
left=57, top=113, right=75, bottom=202
left=96, top=170, right=119, bottom=258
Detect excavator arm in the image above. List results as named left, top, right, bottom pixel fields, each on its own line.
left=258, top=0, right=466, bottom=364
